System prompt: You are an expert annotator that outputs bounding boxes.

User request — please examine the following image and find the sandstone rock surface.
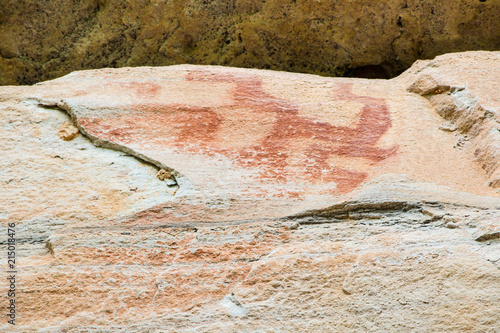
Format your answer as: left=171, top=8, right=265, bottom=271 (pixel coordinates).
left=1, top=0, right=500, bottom=85
left=1, top=51, right=499, bottom=332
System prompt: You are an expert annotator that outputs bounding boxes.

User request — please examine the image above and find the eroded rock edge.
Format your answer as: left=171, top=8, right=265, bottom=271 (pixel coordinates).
left=408, top=75, right=500, bottom=188
left=33, top=98, right=189, bottom=193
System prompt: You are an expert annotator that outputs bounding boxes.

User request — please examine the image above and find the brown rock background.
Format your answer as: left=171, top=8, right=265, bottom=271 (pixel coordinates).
left=1, top=0, right=500, bottom=85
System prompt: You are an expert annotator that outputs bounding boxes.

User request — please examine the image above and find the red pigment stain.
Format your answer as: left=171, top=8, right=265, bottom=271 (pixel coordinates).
left=103, top=81, right=161, bottom=99
left=182, top=71, right=397, bottom=193
left=81, top=72, right=397, bottom=194
left=78, top=117, right=139, bottom=144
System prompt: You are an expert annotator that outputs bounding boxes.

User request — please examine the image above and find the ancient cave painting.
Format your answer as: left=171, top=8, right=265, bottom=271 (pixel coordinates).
left=80, top=72, right=397, bottom=194
left=162, top=71, right=396, bottom=193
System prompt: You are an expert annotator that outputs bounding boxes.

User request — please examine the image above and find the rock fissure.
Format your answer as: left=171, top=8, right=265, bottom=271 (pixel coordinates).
left=48, top=199, right=459, bottom=232
left=35, top=99, right=182, bottom=192
left=476, top=232, right=500, bottom=242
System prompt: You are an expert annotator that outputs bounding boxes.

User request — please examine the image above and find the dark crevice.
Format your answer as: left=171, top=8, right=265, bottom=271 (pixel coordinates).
left=346, top=64, right=393, bottom=79
left=397, top=16, right=403, bottom=28
left=476, top=232, right=500, bottom=242
left=291, top=201, right=422, bottom=220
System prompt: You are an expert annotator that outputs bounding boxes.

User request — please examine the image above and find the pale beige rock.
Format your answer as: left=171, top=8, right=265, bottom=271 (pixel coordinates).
left=1, top=0, right=499, bottom=85
left=57, top=121, right=79, bottom=141
left=0, top=51, right=499, bottom=332
left=403, top=51, right=500, bottom=188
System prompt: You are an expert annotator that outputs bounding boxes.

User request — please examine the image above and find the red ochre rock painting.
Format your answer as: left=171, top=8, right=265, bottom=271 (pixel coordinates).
left=78, top=71, right=397, bottom=194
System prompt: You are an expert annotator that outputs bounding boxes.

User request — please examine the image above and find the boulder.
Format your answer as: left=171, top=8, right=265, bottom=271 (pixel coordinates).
left=0, top=51, right=499, bottom=332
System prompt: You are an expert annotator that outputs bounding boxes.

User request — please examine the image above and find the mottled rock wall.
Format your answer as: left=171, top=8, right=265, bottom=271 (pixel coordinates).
left=1, top=0, right=499, bottom=85
left=1, top=51, right=500, bottom=332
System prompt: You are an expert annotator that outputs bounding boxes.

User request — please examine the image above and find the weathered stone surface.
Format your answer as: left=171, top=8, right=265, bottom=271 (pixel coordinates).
left=1, top=0, right=500, bottom=85
left=1, top=51, right=500, bottom=332
left=405, top=51, right=500, bottom=188
left=57, top=121, right=79, bottom=141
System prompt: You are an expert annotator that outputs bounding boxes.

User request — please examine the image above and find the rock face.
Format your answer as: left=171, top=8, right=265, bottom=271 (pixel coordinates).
left=1, top=0, right=500, bottom=85
left=1, top=51, right=500, bottom=332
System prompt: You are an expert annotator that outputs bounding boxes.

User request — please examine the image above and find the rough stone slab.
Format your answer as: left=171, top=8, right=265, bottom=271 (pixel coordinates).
left=1, top=51, right=500, bottom=332
left=404, top=51, right=500, bottom=188
left=2, top=0, right=500, bottom=85
left=26, top=59, right=499, bottom=219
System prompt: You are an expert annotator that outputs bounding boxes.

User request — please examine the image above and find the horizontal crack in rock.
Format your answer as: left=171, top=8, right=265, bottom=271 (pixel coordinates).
left=291, top=201, right=421, bottom=220
left=476, top=232, right=500, bottom=242
left=288, top=200, right=495, bottom=227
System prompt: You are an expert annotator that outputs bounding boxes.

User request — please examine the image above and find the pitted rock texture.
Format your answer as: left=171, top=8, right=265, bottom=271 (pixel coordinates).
left=1, top=0, right=500, bottom=85
left=1, top=51, right=500, bottom=332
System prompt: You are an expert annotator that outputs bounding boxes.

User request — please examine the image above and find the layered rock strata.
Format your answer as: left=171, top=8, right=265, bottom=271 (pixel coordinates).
left=0, top=51, right=499, bottom=332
